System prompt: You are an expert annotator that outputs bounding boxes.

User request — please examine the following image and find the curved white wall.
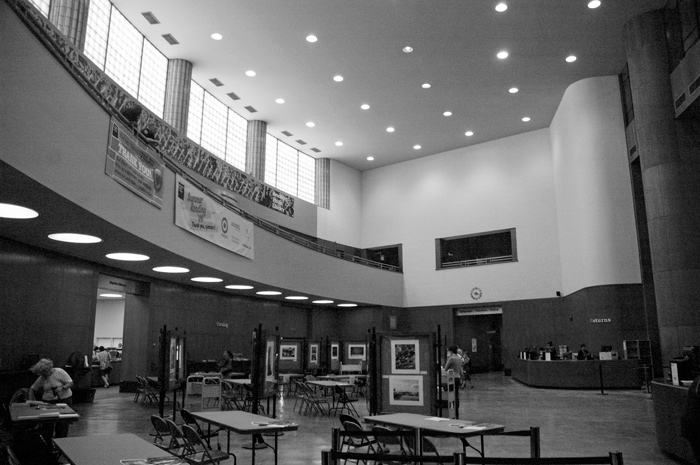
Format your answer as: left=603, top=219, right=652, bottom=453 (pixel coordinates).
left=550, top=76, right=641, bottom=294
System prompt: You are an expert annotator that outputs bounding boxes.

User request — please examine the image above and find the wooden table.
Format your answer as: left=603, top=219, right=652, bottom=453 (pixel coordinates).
left=364, top=412, right=505, bottom=456
left=10, top=402, right=80, bottom=429
left=53, top=433, right=179, bottom=464
left=190, top=410, right=298, bottom=465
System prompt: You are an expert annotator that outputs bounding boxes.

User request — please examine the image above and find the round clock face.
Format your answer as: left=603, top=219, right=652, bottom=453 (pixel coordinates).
left=470, top=287, right=482, bottom=300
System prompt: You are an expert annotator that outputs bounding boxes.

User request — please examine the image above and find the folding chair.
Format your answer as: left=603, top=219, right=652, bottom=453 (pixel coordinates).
left=150, top=415, right=172, bottom=447
left=164, top=418, right=189, bottom=458
left=330, top=384, right=360, bottom=417
left=180, top=408, right=221, bottom=449
left=181, top=424, right=233, bottom=465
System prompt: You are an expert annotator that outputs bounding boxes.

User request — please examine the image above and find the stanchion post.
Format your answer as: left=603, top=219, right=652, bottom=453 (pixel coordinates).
left=598, top=363, right=607, bottom=396
left=530, top=426, right=540, bottom=458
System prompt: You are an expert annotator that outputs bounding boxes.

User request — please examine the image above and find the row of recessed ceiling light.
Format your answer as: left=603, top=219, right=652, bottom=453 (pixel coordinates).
left=207, top=0, right=601, bottom=162
left=0, top=203, right=358, bottom=308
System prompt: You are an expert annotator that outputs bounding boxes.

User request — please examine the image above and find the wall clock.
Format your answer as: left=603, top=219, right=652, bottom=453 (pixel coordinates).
left=470, top=287, right=482, bottom=300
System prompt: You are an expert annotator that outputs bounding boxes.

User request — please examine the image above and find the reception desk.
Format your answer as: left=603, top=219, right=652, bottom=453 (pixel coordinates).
left=652, top=380, right=695, bottom=464
left=511, top=358, right=643, bottom=389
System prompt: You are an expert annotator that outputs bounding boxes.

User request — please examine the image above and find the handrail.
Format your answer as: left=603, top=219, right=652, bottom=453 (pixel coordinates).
left=441, top=255, right=513, bottom=269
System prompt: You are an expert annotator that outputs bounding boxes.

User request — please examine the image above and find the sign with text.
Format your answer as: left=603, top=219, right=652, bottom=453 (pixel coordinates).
left=105, top=118, right=164, bottom=208
left=174, top=174, right=254, bottom=259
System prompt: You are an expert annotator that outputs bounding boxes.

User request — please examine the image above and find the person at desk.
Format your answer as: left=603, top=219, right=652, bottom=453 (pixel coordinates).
left=28, top=358, right=74, bottom=438
left=577, top=344, right=593, bottom=360
left=219, top=350, right=235, bottom=378
left=544, top=341, right=557, bottom=360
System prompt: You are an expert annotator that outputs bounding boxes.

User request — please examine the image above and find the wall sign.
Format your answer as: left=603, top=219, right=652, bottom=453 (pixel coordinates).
left=216, top=322, right=229, bottom=328
left=590, top=318, right=612, bottom=324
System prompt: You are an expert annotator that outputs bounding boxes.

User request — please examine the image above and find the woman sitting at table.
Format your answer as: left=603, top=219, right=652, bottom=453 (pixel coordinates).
left=28, top=358, right=74, bottom=438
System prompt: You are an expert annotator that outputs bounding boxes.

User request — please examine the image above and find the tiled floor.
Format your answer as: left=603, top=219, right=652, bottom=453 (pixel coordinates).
left=61, top=372, right=684, bottom=464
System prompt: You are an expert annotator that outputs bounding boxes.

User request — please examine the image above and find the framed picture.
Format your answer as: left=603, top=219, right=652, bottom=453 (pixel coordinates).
left=309, top=344, right=319, bottom=364
left=331, top=344, right=339, bottom=360
left=391, top=339, right=419, bottom=374
left=280, top=344, right=297, bottom=361
left=389, top=375, right=424, bottom=406
left=348, top=344, right=366, bottom=360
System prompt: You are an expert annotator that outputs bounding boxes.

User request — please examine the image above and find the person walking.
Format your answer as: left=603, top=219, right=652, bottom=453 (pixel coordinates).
left=95, top=346, right=112, bottom=388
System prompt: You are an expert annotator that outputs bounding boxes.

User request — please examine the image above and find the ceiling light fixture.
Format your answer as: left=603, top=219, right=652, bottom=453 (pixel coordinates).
left=588, top=0, right=601, bottom=8
left=495, top=3, right=508, bottom=12
left=413, top=145, right=422, bottom=150
left=509, top=87, right=519, bottom=93
left=106, top=253, right=149, bottom=261
left=465, top=131, right=474, bottom=137
left=306, top=34, right=318, bottom=43
left=225, top=284, right=254, bottom=290
left=338, top=303, right=358, bottom=308
left=522, top=116, right=531, bottom=122
left=367, top=156, right=375, bottom=161
left=386, top=127, right=395, bottom=133
left=403, top=46, right=413, bottom=53
left=443, top=111, right=452, bottom=116
left=421, top=83, right=431, bottom=89
left=49, top=233, right=102, bottom=244
left=566, top=55, right=577, bottom=63
left=285, top=296, right=308, bottom=300
left=333, top=75, right=344, bottom=82
left=306, top=122, right=315, bottom=128
left=191, top=277, right=223, bottom=283
left=245, top=70, right=256, bottom=77
left=361, top=104, right=370, bottom=110
left=100, top=293, right=123, bottom=298
left=275, top=98, right=285, bottom=104
left=313, top=300, right=334, bottom=304
left=256, top=290, right=282, bottom=296
left=0, top=203, right=38, bottom=219
left=153, top=266, right=189, bottom=273
left=335, top=141, right=343, bottom=146
left=211, top=33, right=222, bottom=41
left=497, top=51, right=509, bottom=59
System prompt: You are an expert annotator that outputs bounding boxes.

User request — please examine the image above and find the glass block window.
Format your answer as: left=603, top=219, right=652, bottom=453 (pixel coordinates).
left=297, top=152, right=316, bottom=203
left=28, top=0, right=50, bottom=17
left=137, top=40, right=167, bottom=118
left=225, top=109, right=247, bottom=171
left=187, top=81, right=205, bottom=144
left=104, top=7, right=143, bottom=97
left=200, top=92, right=228, bottom=158
left=276, top=141, right=299, bottom=195
left=84, top=0, right=111, bottom=69
left=265, top=135, right=278, bottom=187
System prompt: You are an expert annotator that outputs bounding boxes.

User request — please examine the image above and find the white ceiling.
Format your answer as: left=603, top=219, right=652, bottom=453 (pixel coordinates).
left=113, top=0, right=665, bottom=171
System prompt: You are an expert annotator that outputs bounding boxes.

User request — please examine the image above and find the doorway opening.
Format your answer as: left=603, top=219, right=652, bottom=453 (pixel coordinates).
left=454, top=308, right=503, bottom=373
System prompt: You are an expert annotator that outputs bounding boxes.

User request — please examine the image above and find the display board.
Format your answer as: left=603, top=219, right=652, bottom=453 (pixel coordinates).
left=279, top=337, right=305, bottom=373
left=376, top=333, right=436, bottom=416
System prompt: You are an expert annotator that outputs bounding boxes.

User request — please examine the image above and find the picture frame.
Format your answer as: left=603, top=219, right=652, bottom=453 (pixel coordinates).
left=280, top=344, right=297, bottom=361
left=348, top=343, right=366, bottom=360
left=391, top=339, right=419, bottom=374
left=389, top=375, right=424, bottom=406
left=309, top=343, right=319, bottom=364
left=331, top=343, right=339, bottom=360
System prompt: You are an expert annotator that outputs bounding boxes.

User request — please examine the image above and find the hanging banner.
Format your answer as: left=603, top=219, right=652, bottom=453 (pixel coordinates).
left=174, top=174, right=254, bottom=259
left=105, top=118, right=164, bottom=208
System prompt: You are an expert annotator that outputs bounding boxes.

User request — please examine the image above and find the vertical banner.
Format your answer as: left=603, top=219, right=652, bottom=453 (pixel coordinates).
left=105, top=118, right=164, bottom=208
left=174, top=174, right=254, bottom=259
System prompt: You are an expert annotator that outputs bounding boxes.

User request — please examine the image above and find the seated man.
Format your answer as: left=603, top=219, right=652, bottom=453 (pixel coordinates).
left=577, top=344, right=593, bottom=360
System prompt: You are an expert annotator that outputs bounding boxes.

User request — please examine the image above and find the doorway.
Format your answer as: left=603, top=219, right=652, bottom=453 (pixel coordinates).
left=454, top=310, right=503, bottom=373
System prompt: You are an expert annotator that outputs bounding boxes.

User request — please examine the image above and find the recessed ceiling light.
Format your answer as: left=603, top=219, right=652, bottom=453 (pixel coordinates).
left=335, top=141, right=343, bottom=146
left=367, top=156, right=375, bottom=161
left=225, top=284, right=254, bottom=290
left=421, top=83, right=431, bottom=89
left=386, top=127, right=395, bottom=133
left=403, top=46, right=413, bottom=53
left=333, top=75, right=344, bottom=82
left=443, top=111, right=452, bottom=116
left=413, top=145, right=422, bottom=150
left=191, top=277, right=223, bottom=283
left=306, top=121, right=315, bottom=128
left=465, top=131, right=474, bottom=137
left=211, top=33, right=222, bottom=41
left=0, top=203, right=38, bottom=219
left=285, top=296, right=308, bottom=300
left=153, top=266, right=189, bottom=273
left=497, top=51, right=509, bottom=59
left=106, top=253, right=149, bottom=261
left=275, top=98, right=285, bottom=104
left=509, top=87, right=519, bottom=93
left=313, top=300, right=334, bottom=304
left=522, top=116, right=531, bottom=122
left=338, top=303, right=358, bottom=308
left=306, top=34, right=318, bottom=43
left=361, top=104, right=370, bottom=110
left=495, top=3, right=508, bottom=12
left=99, top=293, right=123, bottom=298
left=588, top=0, right=601, bottom=8
left=256, top=290, right=282, bottom=296
left=566, top=55, right=577, bottom=63
left=49, top=233, right=102, bottom=244
left=245, top=70, right=256, bottom=77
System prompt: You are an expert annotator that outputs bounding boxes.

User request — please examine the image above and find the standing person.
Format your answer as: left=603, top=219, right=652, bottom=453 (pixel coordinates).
left=458, top=348, right=474, bottom=389
left=219, top=350, right=235, bottom=378
left=28, top=358, right=74, bottom=438
left=95, top=346, right=112, bottom=388
left=443, top=346, right=464, bottom=413
left=682, top=375, right=700, bottom=465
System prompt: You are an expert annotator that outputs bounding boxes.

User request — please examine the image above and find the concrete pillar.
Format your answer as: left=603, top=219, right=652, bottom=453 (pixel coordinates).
left=163, top=59, right=193, bottom=135
left=48, top=0, right=89, bottom=50
left=315, top=158, right=330, bottom=209
left=625, top=10, right=700, bottom=364
left=246, top=120, right=267, bottom=180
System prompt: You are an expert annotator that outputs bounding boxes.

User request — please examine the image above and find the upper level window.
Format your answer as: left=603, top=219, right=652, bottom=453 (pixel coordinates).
left=28, top=0, right=50, bottom=17
left=265, top=138, right=316, bottom=204
left=436, top=228, right=517, bottom=269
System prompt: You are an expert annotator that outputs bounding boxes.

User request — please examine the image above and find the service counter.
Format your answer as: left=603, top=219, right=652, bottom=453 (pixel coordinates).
left=651, top=380, right=695, bottom=464
left=511, top=358, right=643, bottom=389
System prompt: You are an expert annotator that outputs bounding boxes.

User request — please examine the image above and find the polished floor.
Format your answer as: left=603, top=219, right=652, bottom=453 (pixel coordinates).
left=57, top=373, right=683, bottom=464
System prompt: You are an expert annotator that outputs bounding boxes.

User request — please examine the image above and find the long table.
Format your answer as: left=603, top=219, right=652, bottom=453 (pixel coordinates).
left=190, top=410, right=299, bottom=465
left=53, top=433, right=179, bottom=465
left=10, top=402, right=80, bottom=424
left=364, top=413, right=505, bottom=456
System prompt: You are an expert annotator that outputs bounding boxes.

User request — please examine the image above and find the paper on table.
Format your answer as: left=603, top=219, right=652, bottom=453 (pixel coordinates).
left=251, top=420, right=292, bottom=427
left=424, top=417, right=450, bottom=422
